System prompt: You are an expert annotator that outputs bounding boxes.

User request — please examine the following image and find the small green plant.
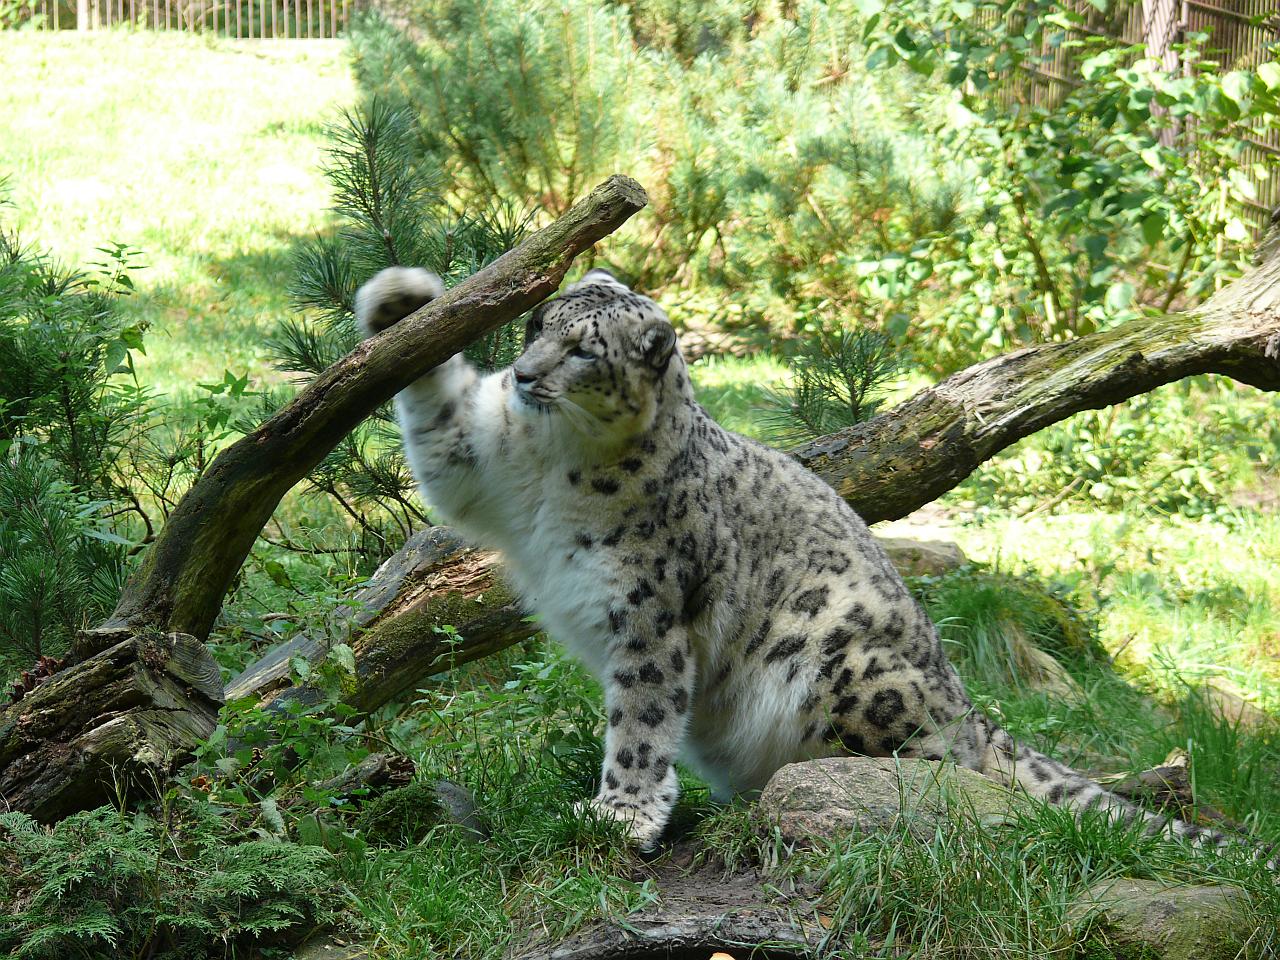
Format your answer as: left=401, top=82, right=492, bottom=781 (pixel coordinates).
left=956, top=378, right=1280, bottom=518
left=762, top=322, right=901, bottom=445
left=0, top=451, right=128, bottom=666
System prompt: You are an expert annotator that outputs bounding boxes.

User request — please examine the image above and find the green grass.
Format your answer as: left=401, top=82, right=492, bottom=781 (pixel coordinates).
left=688, top=352, right=789, bottom=440
left=956, top=510, right=1280, bottom=716
left=0, top=30, right=353, bottom=396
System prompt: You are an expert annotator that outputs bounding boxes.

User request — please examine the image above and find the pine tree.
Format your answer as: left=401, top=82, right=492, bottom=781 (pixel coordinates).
left=272, top=102, right=535, bottom=562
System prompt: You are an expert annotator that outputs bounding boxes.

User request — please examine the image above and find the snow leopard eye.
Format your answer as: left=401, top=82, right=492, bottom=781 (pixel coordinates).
left=568, top=344, right=596, bottom=360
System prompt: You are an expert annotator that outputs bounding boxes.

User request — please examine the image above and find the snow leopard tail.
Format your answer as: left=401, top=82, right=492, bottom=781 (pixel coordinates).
left=971, top=715, right=1278, bottom=870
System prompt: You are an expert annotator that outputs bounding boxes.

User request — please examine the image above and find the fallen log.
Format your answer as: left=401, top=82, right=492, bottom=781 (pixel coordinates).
left=793, top=250, right=1280, bottom=522
left=226, top=527, right=528, bottom=713
left=0, top=633, right=222, bottom=821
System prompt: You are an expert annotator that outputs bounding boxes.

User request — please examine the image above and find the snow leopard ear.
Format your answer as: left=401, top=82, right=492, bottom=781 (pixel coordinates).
left=640, top=321, right=677, bottom=372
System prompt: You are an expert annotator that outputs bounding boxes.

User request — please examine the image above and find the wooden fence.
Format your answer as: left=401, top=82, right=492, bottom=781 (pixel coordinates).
left=20, top=0, right=358, bottom=35
left=1007, top=0, right=1280, bottom=222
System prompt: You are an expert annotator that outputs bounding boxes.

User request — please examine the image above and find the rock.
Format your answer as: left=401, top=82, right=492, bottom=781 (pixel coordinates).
left=293, top=936, right=369, bottom=960
left=1073, top=879, right=1256, bottom=960
left=755, top=757, right=1033, bottom=847
left=355, top=778, right=488, bottom=844
left=1194, top=679, right=1273, bottom=731
left=875, top=536, right=967, bottom=577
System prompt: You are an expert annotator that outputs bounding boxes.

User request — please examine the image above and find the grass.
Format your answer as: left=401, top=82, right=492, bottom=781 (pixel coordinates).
left=0, top=30, right=353, bottom=396
left=956, top=510, right=1280, bottom=715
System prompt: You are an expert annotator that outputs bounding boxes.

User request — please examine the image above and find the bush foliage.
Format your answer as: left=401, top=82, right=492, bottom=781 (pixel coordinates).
left=349, top=0, right=1274, bottom=373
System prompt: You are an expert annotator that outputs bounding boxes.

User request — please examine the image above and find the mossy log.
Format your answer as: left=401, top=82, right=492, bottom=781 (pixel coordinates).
left=96, top=175, right=649, bottom=648
left=0, top=633, right=222, bottom=820
left=226, top=527, right=528, bottom=714
left=793, top=247, right=1280, bottom=523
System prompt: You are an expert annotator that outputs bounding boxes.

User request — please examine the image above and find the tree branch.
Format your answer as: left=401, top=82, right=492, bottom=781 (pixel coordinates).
left=90, top=175, right=648, bottom=650
left=793, top=250, right=1280, bottom=524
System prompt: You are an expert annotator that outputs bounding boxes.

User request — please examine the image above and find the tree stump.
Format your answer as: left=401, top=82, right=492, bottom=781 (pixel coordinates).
left=0, top=632, right=223, bottom=820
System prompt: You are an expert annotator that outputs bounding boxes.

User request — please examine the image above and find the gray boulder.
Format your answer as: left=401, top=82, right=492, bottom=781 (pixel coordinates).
left=755, top=756, right=1032, bottom=846
left=874, top=536, right=967, bottom=578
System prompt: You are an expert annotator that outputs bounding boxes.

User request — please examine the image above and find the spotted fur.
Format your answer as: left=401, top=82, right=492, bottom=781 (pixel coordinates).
left=356, top=265, right=1267, bottom=859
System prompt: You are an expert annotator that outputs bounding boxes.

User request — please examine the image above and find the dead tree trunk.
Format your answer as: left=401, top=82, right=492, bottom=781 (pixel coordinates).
left=224, top=528, right=527, bottom=713
left=226, top=242, right=1280, bottom=716
left=792, top=255, right=1280, bottom=522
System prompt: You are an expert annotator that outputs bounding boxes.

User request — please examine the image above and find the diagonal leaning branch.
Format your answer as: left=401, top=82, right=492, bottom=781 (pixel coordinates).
left=793, top=250, right=1280, bottom=523
left=229, top=235, right=1280, bottom=715
left=93, top=175, right=649, bottom=649
left=0, top=176, right=647, bottom=821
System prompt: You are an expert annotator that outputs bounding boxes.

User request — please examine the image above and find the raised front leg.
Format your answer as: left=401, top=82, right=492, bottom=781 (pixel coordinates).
left=354, top=266, right=497, bottom=526
left=585, top=620, right=695, bottom=850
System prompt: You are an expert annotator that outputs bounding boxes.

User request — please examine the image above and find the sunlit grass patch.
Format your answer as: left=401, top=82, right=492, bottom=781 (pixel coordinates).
left=688, top=352, right=789, bottom=441
left=0, top=30, right=353, bottom=396
left=957, top=510, right=1280, bottom=712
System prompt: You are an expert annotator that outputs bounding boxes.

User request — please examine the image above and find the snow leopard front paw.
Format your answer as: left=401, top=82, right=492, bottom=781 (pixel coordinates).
left=574, top=795, right=667, bottom=851
left=353, top=266, right=445, bottom=338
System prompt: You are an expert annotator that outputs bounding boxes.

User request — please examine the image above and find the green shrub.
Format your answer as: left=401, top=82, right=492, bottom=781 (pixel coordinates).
left=0, top=804, right=339, bottom=960
left=0, top=452, right=127, bottom=666
left=0, top=212, right=146, bottom=670
left=956, top=378, right=1280, bottom=518
left=349, top=0, right=960, bottom=333
left=863, top=0, right=1277, bottom=368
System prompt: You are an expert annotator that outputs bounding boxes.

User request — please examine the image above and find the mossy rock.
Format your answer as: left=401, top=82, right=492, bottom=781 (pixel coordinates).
left=355, top=781, right=445, bottom=845
left=1072, top=879, right=1261, bottom=960
left=354, top=779, right=487, bottom=845
left=755, top=757, right=1036, bottom=846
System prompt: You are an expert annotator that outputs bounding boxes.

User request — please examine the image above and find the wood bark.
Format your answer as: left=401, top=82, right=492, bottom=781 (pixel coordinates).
left=229, top=246, right=1280, bottom=716
left=91, top=175, right=648, bottom=649
left=225, top=527, right=528, bottom=714
left=0, top=633, right=222, bottom=821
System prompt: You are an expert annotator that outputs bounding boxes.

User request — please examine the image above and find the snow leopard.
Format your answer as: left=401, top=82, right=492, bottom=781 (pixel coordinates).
left=354, top=264, right=1254, bottom=857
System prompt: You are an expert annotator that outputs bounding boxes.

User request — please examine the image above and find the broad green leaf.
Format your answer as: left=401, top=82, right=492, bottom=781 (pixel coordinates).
left=1258, top=61, right=1280, bottom=90
left=1222, top=70, right=1254, bottom=106
left=82, top=527, right=135, bottom=546
left=1105, top=281, right=1135, bottom=311
left=1140, top=212, right=1166, bottom=247
left=1224, top=217, right=1250, bottom=243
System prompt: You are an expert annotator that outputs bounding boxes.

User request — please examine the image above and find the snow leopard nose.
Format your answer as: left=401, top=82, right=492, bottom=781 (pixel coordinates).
left=513, top=365, right=537, bottom=385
